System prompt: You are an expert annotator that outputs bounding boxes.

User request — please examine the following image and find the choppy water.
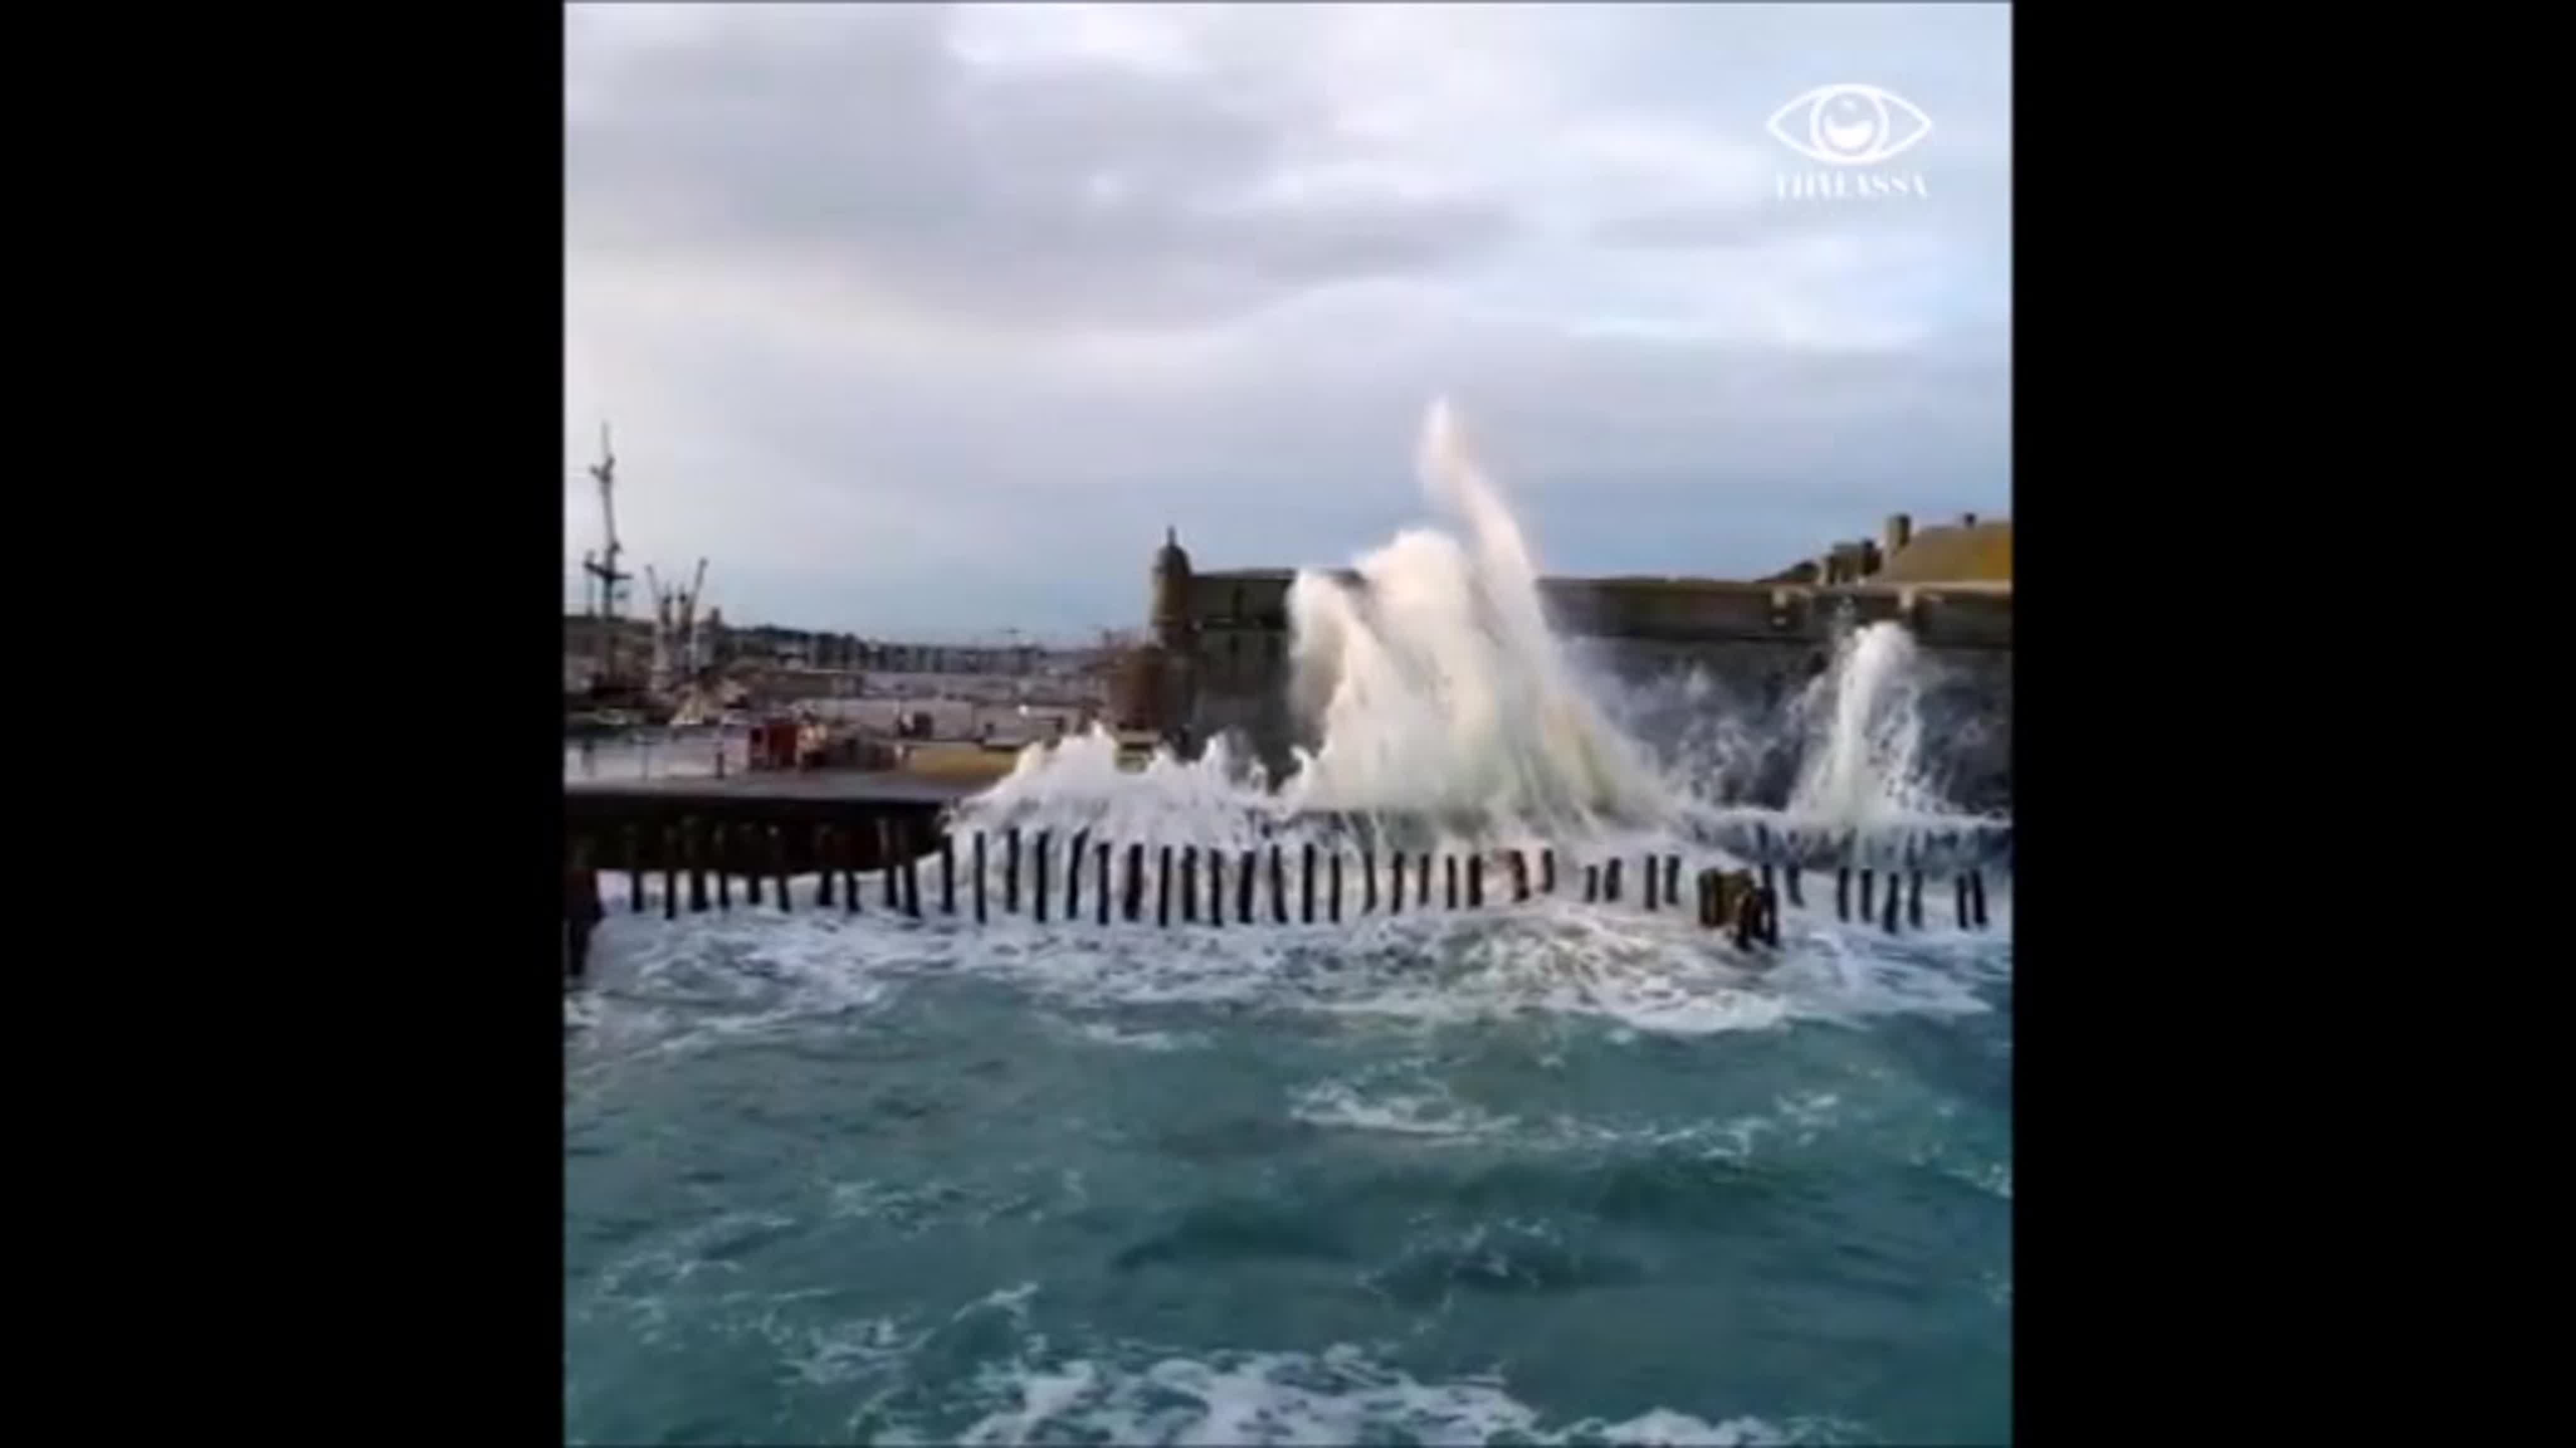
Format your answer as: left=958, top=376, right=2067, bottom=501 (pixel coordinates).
left=568, top=399, right=2010, bottom=1442
left=564, top=883, right=2011, bottom=1445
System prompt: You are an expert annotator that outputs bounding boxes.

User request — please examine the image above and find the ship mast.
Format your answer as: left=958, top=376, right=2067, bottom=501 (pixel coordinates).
left=581, top=422, right=631, bottom=685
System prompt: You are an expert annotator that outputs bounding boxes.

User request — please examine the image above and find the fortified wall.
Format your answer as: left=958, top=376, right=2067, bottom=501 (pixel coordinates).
left=1113, top=515, right=2013, bottom=812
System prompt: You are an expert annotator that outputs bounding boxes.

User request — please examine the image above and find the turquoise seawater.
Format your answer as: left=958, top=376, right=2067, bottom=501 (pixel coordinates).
left=565, top=878, right=2012, bottom=1445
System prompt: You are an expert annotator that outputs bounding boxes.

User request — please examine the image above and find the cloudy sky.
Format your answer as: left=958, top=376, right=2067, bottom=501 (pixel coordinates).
left=566, top=2, right=2010, bottom=641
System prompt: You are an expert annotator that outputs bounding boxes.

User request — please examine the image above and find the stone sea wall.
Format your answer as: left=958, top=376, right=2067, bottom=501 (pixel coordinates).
left=1170, top=574, right=2012, bottom=816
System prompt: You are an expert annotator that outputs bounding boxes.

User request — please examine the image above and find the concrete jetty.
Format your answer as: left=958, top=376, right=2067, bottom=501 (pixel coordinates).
left=565, top=770, right=981, bottom=876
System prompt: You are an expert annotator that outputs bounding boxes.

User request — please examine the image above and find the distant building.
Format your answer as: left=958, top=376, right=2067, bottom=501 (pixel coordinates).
left=1796, top=513, right=2011, bottom=588
left=1872, top=513, right=2011, bottom=585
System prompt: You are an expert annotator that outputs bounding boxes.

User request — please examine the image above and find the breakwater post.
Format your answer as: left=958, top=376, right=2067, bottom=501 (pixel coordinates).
left=565, top=840, right=602, bottom=980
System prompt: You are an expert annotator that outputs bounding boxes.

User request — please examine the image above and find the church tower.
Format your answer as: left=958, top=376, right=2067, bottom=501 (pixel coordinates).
left=1151, top=526, right=1192, bottom=654
left=1124, top=527, right=1196, bottom=749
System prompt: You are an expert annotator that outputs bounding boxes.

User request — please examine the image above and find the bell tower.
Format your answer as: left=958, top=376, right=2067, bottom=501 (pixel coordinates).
left=1135, top=527, right=1197, bottom=749
left=1151, top=526, right=1192, bottom=652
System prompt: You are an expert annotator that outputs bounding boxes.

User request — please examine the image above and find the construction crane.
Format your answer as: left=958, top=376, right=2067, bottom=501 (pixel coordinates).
left=677, top=557, right=708, bottom=676
left=581, top=423, right=632, bottom=684
left=645, top=555, right=714, bottom=697
left=646, top=562, right=669, bottom=696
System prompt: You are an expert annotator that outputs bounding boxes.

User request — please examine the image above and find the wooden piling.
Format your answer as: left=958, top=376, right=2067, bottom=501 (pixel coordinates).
left=1881, top=874, right=1900, bottom=933
left=1860, top=868, right=1875, bottom=922
left=1301, top=842, right=1316, bottom=924
left=1509, top=850, right=1528, bottom=903
left=1159, top=845, right=1174, bottom=928
left=1732, top=881, right=1752, bottom=950
left=1664, top=855, right=1679, bottom=907
left=1239, top=848, right=1258, bottom=923
left=1763, top=887, right=1783, bottom=947
left=1642, top=854, right=1657, bottom=911
left=1067, top=830, right=1086, bottom=920
left=1033, top=830, right=1052, bottom=925
left=1096, top=840, right=1110, bottom=926
left=1330, top=851, right=1343, bottom=922
left=627, top=825, right=645, bottom=913
left=1390, top=852, right=1405, bottom=915
left=1445, top=854, right=1458, bottom=910
left=1785, top=863, right=1801, bottom=909
left=1362, top=849, right=1378, bottom=913
left=1969, top=869, right=1989, bottom=930
left=1584, top=864, right=1599, bottom=903
left=689, top=821, right=709, bottom=913
left=879, top=816, right=899, bottom=910
left=1907, top=871, right=1923, bottom=930
left=1004, top=827, right=1021, bottom=915
left=815, top=825, right=835, bottom=909
left=1468, top=854, right=1484, bottom=908
left=941, top=835, right=955, bottom=916
left=1270, top=844, right=1288, bottom=925
left=901, top=822, right=921, bottom=918
left=770, top=825, right=789, bottom=913
left=1758, top=859, right=1775, bottom=905
left=1541, top=848, right=1557, bottom=894
left=844, top=824, right=860, bottom=914
left=1126, top=842, right=1147, bottom=923
left=1605, top=857, right=1623, bottom=904
left=1835, top=867, right=1850, bottom=922
left=566, top=840, right=602, bottom=981
left=1954, top=874, right=1970, bottom=930
left=974, top=832, right=988, bottom=924
left=1418, top=852, right=1432, bottom=909
left=1183, top=846, right=1199, bottom=924
left=744, top=825, right=762, bottom=906
left=1209, top=848, right=1225, bottom=927
left=714, top=824, right=731, bottom=910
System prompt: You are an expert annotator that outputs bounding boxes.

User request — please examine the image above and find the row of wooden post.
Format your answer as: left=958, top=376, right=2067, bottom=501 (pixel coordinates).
left=1805, top=862, right=1992, bottom=933
left=567, top=821, right=1995, bottom=978
left=577, top=817, right=933, bottom=924
left=1746, top=850, right=1992, bottom=934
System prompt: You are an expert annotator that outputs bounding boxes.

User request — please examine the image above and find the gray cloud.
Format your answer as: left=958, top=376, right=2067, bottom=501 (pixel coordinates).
left=565, top=2, right=2009, bottom=639
left=568, top=4, right=1515, bottom=334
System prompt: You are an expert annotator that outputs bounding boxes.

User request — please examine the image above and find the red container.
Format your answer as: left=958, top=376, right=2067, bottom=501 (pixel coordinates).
left=746, top=720, right=796, bottom=771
